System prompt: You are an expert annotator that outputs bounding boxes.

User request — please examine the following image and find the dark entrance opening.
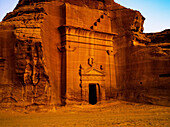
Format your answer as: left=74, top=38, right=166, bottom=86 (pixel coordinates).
left=89, top=84, right=97, bottom=105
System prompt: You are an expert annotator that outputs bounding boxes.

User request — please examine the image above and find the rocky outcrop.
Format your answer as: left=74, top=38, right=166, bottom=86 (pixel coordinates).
left=114, top=29, right=170, bottom=106
left=0, top=0, right=169, bottom=110
left=0, top=1, right=50, bottom=107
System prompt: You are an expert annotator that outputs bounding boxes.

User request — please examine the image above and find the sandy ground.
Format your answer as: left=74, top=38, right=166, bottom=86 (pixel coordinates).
left=0, top=100, right=170, bottom=127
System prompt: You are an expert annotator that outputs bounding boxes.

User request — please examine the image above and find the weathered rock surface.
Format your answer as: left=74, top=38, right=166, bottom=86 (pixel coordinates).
left=0, top=0, right=50, bottom=107
left=113, top=26, right=170, bottom=105
left=0, top=0, right=170, bottom=110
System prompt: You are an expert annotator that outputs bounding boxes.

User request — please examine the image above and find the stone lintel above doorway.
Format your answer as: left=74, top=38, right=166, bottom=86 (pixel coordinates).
left=81, top=66, right=106, bottom=82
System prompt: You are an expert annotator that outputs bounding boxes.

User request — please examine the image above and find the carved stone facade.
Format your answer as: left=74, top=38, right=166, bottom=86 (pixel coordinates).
left=58, top=25, right=117, bottom=104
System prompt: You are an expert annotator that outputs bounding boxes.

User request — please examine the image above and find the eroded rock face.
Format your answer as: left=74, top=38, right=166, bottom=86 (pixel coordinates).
left=0, top=0, right=50, bottom=108
left=0, top=0, right=169, bottom=110
left=114, top=32, right=170, bottom=106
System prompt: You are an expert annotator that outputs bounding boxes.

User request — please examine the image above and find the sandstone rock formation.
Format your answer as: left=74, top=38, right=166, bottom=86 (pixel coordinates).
left=115, top=29, right=170, bottom=106
left=0, top=0, right=169, bottom=110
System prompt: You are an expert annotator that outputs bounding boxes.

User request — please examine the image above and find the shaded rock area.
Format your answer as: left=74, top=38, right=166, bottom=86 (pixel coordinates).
left=0, top=0, right=170, bottom=111
left=115, top=29, right=170, bottom=106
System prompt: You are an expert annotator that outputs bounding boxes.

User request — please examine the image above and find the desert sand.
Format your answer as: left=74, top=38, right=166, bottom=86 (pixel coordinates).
left=0, top=100, right=170, bottom=127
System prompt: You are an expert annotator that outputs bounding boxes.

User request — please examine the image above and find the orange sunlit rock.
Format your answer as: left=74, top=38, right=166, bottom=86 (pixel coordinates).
left=0, top=0, right=169, bottom=110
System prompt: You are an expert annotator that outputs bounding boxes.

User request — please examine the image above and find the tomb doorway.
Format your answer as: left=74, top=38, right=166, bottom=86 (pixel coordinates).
left=89, top=84, right=97, bottom=105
